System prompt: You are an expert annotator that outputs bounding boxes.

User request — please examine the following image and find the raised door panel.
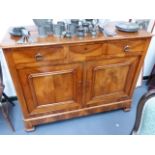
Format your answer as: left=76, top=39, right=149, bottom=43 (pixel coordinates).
left=17, top=63, right=83, bottom=116
left=85, top=57, right=140, bottom=105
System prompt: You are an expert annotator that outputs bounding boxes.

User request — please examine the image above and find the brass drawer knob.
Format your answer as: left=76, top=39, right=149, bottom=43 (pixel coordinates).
left=35, top=53, right=43, bottom=61
left=124, top=45, right=131, bottom=53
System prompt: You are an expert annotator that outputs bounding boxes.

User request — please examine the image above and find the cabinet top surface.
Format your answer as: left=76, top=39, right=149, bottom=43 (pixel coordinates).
left=0, top=23, right=152, bottom=49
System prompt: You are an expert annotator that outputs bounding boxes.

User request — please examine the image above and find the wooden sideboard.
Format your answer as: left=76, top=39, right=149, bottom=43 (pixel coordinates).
left=0, top=25, right=152, bottom=131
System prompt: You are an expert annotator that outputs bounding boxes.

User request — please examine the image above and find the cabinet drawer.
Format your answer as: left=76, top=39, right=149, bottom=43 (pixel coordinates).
left=68, top=43, right=106, bottom=62
left=107, top=39, right=146, bottom=55
left=12, top=46, right=65, bottom=64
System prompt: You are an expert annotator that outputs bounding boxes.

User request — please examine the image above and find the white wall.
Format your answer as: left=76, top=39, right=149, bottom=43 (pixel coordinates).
left=0, top=50, right=16, bottom=96
left=0, top=20, right=33, bottom=96
left=144, top=27, right=155, bottom=76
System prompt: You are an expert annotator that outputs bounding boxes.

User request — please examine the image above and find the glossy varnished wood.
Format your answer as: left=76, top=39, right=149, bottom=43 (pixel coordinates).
left=0, top=24, right=152, bottom=49
left=1, top=25, right=152, bottom=131
left=17, top=63, right=83, bottom=116
left=85, top=57, right=139, bottom=105
left=106, top=39, right=147, bottom=55
left=12, top=45, right=65, bottom=64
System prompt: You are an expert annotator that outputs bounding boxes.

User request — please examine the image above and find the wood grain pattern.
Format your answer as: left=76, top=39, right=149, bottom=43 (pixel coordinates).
left=0, top=25, right=152, bottom=49
left=85, top=57, right=139, bottom=105
left=1, top=25, right=152, bottom=131
left=17, top=63, right=83, bottom=116
left=68, top=43, right=107, bottom=62
left=12, top=45, right=64, bottom=64
left=106, top=39, right=146, bottom=55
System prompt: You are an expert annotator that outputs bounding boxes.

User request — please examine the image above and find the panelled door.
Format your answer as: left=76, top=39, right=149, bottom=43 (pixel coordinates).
left=85, top=57, right=140, bottom=105
left=17, top=63, right=83, bottom=116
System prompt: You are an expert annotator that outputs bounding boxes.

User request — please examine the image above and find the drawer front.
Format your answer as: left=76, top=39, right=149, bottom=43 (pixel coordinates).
left=107, top=39, right=146, bottom=55
left=12, top=46, right=65, bottom=64
left=68, top=43, right=106, bottom=62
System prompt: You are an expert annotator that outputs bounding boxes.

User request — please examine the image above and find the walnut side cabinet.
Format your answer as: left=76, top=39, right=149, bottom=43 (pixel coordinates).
left=1, top=27, right=152, bottom=131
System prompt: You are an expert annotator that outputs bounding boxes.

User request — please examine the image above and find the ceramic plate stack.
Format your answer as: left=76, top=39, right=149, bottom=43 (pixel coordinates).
left=115, top=22, right=139, bottom=32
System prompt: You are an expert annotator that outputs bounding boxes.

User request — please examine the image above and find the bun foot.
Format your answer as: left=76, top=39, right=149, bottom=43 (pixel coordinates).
left=123, top=107, right=131, bottom=112
left=24, top=121, right=35, bottom=132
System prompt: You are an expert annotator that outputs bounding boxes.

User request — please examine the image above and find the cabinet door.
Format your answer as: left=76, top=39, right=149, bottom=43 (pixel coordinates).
left=17, top=63, right=83, bottom=116
left=85, top=57, right=139, bottom=105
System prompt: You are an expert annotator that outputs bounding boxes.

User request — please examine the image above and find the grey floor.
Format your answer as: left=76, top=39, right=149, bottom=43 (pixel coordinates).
left=0, top=82, right=148, bottom=135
